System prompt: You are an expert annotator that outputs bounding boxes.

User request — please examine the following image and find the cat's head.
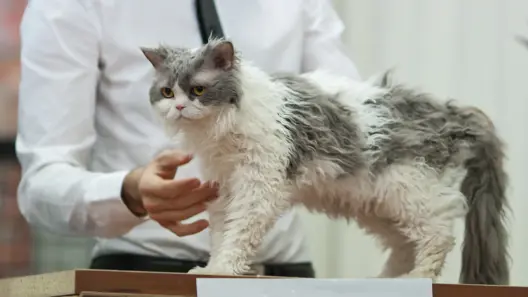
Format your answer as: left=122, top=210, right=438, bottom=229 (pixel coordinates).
left=141, top=39, right=241, bottom=125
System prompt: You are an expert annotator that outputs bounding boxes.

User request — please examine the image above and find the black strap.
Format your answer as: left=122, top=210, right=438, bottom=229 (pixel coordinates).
left=0, top=139, right=16, bottom=161
left=195, top=0, right=225, bottom=44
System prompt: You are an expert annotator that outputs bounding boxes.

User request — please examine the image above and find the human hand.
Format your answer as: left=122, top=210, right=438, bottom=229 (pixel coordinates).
left=121, top=149, right=218, bottom=236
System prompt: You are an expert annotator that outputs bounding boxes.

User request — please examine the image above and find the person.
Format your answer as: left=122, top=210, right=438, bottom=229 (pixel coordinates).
left=15, top=0, right=361, bottom=277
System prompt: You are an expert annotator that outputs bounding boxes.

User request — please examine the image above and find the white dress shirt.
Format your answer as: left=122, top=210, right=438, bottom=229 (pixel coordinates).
left=16, top=0, right=360, bottom=264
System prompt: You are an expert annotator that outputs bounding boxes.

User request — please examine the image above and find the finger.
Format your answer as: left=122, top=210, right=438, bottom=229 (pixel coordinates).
left=166, top=220, right=209, bottom=237
left=172, top=181, right=219, bottom=209
left=153, top=150, right=194, bottom=179
left=144, top=181, right=217, bottom=213
left=150, top=202, right=208, bottom=222
left=141, top=177, right=201, bottom=198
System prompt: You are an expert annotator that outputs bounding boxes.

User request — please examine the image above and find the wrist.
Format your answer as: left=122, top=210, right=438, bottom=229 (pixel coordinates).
left=121, top=167, right=148, bottom=217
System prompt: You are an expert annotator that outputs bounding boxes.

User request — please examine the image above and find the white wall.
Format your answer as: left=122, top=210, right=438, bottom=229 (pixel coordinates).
left=300, top=0, right=528, bottom=285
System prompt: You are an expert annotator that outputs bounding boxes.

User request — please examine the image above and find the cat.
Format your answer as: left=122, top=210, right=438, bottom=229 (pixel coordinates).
left=141, top=38, right=509, bottom=284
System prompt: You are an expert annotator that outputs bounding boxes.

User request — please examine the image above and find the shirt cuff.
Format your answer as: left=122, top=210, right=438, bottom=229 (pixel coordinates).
left=83, top=170, right=148, bottom=238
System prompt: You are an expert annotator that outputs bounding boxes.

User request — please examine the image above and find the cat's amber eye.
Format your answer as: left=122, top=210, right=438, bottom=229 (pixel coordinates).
left=160, top=87, right=174, bottom=98
left=191, top=86, right=206, bottom=96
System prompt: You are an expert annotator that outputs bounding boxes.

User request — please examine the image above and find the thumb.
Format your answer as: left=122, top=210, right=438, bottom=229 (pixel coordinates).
left=153, top=150, right=194, bottom=179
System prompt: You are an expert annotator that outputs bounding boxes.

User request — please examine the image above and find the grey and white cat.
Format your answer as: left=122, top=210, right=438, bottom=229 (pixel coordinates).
left=141, top=38, right=509, bottom=284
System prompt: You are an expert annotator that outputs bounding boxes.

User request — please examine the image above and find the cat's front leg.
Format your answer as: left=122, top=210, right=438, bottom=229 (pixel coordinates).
left=198, top=170, right=292, bottom=275
left=187, top=195, right=227, bottom=275
left=208, top=198, right=226, bottom=261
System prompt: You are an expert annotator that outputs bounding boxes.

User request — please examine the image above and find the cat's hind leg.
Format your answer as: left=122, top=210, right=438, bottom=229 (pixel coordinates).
left=356, top=216, right=415, bottom=278
left=378, top=233, right=416, bottom=278
left=401, top=224, right=456, bottom=280
left=373, top=164, right=466, bottom=281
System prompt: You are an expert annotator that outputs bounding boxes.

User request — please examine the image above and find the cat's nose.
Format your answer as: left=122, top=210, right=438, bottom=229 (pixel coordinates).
left=176, top=105, right=185, bottom=111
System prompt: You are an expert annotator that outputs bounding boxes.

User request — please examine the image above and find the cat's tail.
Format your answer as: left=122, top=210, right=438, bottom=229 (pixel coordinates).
left=459, top=110, right=510, bottom=285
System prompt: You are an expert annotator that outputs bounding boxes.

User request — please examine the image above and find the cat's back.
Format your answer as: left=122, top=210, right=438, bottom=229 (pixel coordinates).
left=270, top=71, right=368, bottom=178
left=271, top=70, right=384, bottom=109
left=270, top=71, right=358, bottom=122
left=361, top=82, right=498, bottom=173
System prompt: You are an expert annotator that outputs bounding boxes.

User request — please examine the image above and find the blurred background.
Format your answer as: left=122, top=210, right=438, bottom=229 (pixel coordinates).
left=1, top=0, right=528, bottom=285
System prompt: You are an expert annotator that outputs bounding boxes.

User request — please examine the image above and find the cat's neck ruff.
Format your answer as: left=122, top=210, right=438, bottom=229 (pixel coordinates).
left=231, top=62, right=288, bottom=130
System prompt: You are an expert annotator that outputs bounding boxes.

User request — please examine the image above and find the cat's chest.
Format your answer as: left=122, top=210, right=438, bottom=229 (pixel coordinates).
left=197, top=136, right=248, bottom=182
left=199, top=155, right=238, bottom=184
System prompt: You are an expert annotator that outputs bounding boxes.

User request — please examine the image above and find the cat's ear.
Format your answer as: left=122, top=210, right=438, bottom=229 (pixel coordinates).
left=367, top=68, right=395, bottom=88
left=208, top=41, right=235, bottom=71
left=141, top=47, right=167, bottom=69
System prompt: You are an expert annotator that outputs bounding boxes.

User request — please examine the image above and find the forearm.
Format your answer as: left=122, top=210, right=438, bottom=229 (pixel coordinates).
left=15, top=0, right=147, bottom=238
left=17, top=151, right=146, bottom=238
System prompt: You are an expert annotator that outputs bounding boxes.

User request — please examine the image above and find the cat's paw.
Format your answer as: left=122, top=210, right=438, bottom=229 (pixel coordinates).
left=188, top=266, right=214, bottom=275
left=398, top=271, right=437, bottom=282
left=187, top=266, right=237, bottom=276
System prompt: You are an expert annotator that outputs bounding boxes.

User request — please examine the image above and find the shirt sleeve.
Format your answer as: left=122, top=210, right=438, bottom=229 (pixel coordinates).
left=301, top=0, right=362, bottom=80
left=16, top=0, right=145, bottom=238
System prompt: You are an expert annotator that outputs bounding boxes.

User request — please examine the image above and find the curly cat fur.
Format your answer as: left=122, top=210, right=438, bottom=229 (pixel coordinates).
left=142, top=38, right=509, bottom=284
